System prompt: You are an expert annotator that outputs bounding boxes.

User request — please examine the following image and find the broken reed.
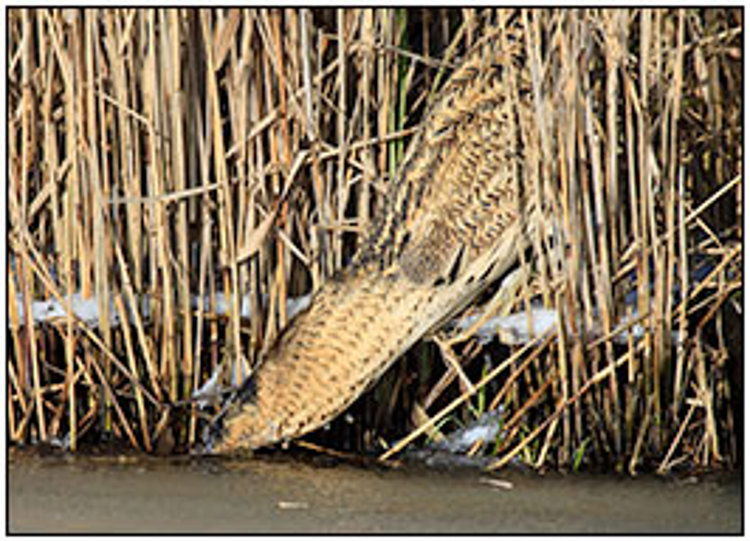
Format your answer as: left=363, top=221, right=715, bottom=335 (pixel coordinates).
left=7, top=8, right=742, bottom=473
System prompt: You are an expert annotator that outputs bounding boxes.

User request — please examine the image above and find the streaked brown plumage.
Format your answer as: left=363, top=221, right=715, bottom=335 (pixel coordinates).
left=209, top=18, right=543, bottom=453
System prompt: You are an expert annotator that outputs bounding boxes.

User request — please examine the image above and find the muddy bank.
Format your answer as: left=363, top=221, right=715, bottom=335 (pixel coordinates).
left=8, top=452, right=741, bottom=534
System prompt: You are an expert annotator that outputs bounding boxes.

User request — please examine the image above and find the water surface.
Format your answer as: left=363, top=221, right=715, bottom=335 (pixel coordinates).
left=8, top=451, right=741, bottom=534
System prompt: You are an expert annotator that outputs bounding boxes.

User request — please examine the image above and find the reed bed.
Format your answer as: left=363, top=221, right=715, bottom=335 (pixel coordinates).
left=7, top=8, right=742, bottom=473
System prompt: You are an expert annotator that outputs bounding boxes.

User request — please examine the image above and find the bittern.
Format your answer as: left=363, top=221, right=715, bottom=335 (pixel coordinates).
left=207, top=17, right=546, bottom=454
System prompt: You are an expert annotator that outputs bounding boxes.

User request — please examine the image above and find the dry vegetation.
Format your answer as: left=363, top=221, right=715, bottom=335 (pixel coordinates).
left=7, top=8, right=742, bottom=473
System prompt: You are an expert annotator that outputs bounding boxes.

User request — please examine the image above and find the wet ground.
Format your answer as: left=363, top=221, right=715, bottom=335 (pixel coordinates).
left=8, top=450, right=741, bottom=534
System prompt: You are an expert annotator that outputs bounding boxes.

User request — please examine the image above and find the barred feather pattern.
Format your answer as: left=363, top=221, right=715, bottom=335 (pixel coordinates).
left=208, top=18, right=543, bottom=453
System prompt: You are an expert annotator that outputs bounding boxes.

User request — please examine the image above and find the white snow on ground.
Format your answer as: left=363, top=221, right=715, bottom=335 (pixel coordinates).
left=432, top=409, right=505, bottom=453
left=457, top=308, right=559, bottom=345
left=14, top=293, right=120, bottom=327
left=12, top=290, right=666, bottom=347
left=13, top=292, right=312, bottom=329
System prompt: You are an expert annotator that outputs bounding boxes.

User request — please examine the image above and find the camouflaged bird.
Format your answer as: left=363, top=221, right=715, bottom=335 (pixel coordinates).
left=207, top=18, right=545, bottom=453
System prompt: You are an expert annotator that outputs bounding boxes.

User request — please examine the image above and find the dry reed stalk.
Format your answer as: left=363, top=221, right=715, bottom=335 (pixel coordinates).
left=257, top=12, right=281, bottom=349
left=190, top=93, right=213, bottom=444
left=554, top=290, right=570, bottom=464
left=7, top=268, right=28, bottom=441
left=380, top=333, right=556, bottom=462
left=629, top=394, right=654, bottom=475
left=272, top=9, right=290, bottom=330
left=490, top=343, right=640, bottom=471
left=112, top=242, right=161, bottom=401
left=18, top=256, right=45, bottom=443
left=433, top=337, right=475, bottom=395
left=584, top=53, right=621, bottom=456
left=377, top=10, right=391, bottom=182
left=493, top=373, right=555, bottom=457
left=358, top=11, right=374, bottom=232
left=521, top=10, right=552, bottom=310
left=113, top=292, right=152, bottom=452
left=335, top=9, right=348, bottom=272
left=166, top=10, right=195, bottom=408
left=636, top=10, right=655, bottom=427
left=657, top=401, right=696, bottom=474
left=13, top=232, right=161, bottom=409
left=202, top=10, right=244, bottom=390
left=535, top=413, right=560, bottom=470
